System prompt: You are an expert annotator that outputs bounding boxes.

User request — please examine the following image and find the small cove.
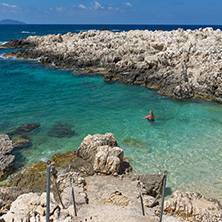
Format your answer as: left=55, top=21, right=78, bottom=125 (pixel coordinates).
left=0, top=57, right=222, bottom=201
left=1, top=24, right=222, bottom=202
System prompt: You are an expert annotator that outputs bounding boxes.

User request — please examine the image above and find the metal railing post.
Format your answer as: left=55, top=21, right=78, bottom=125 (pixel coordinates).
left=137, top=182, right=145, bottom=216
left=159, top=171, right=167, bottom=222
left=46, top=162, right=51, bottom=222
left=71, top=178, right=77, bottom=216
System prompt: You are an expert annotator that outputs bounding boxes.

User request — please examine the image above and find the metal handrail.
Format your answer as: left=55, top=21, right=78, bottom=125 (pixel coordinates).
left=46, top=162, right=77, bottom=222
left=137, top=171, right=168, bottom=221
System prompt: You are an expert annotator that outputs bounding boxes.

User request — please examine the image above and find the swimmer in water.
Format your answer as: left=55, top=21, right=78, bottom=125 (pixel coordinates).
left=142, top=110, right=155, bottom=121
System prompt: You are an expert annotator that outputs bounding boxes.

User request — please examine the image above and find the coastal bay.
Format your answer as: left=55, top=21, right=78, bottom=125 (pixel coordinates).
left=3, top=27, right=222, bottom=102
left=0, top=25, right=222, bottom=221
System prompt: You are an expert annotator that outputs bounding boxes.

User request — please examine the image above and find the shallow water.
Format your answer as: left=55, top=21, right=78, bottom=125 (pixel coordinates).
left=0, top=55, right=222, bottom=201
left=1, top=24, right=222, bottom=202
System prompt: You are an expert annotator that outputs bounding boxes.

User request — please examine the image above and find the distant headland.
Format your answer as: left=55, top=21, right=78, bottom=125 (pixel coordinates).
left=0, top=19, right=26, bottom=25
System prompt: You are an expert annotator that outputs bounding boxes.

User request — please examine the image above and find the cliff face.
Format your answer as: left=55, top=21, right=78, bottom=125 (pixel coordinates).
left=3, top=27, right=222, bottom=102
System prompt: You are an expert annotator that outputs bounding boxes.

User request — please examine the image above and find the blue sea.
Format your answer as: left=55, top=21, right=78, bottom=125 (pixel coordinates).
left=1, top=24, right=222, bottom=201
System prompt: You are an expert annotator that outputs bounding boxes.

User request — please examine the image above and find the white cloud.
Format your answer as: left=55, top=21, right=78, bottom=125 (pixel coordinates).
left=92, top=1, right=104, bottom=10
left=78, top=4, right=86, bottom=9
left=108, top=6, right=119, bottom=11
left=123, top=2, right=132, bottom=7
left=56, top=7, right=65, bottom=12
left=1, top=2, right=20, bottom=8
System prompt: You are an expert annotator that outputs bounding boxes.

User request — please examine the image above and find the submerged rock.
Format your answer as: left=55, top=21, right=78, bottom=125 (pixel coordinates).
left=122, top=138, right=150, bottom=149
left=12, top=135, right=32, bottom=149
left=7, top=123, right=40, bottom=138
left=47, top=121, right=76, bottom=138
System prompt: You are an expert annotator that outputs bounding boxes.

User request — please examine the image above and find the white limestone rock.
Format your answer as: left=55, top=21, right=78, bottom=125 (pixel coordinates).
left=164, top=190, right=222, bottom=221
left=77, top=133, right=123, bottom=175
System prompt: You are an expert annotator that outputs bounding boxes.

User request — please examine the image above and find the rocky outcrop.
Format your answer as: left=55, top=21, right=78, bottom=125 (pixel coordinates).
left=0, top=171, right=184, bottom=222
left=0, top=38, right=36, bottom=48
left=0, top=186, right=32, bottom=216
left=136, top=174, right=164, bottom=197
left=1, top=192, right=59, bottom=222
left=12, top=135, right=32, bottom=149
left=0, top=133, right=210, bottom=222
left=3, top=28, right=222, bottom=102
left=0, top=134, right=15, bottom=181
left=77, top=133, right=124, bottom=175
left=164, top=191, right=222, bottom=221
left=7, top=123, right=40, bottom=150
left=11, top=150, right=77, bottom=192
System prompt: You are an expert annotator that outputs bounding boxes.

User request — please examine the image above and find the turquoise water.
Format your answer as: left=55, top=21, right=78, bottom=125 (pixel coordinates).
left=1, top=24, right=222, bottom=201
left=1, top=56, right=222, bottom=201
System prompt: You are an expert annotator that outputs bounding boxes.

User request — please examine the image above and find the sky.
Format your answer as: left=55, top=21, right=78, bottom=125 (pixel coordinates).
left=0, top=0, right=222, bottom=25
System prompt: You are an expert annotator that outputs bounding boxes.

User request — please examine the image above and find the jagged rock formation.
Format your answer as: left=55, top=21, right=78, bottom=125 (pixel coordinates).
left=0, top=133, right=221, bottom=221
left=77, top=133, right=124, bottom=175
left=2, top=28, right=222, bottom=102
left=164, top=190, right=222, bottom=221
left=0, top=186, right=32, bottom=216
left=11, top=150, right=77, bottom=192
left=0, top=134, right=15, bottom=181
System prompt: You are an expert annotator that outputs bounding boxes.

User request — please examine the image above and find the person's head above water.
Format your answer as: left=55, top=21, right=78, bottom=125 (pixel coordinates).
left=149, top=110, right=154, bottom=116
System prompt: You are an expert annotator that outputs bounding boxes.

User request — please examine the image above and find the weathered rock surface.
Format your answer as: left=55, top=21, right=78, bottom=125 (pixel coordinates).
left=164, top=190, right=222, bottom=221
left=1, top=133, right=219, bottom=222
left=1, top=192, right=59, bottom=222
left=0, top=134, right=15, bottom=181
left=77, top=133, right=124, bottom=175
left=0, top=171, right=185, bottom=222
left=69, top=157, right=94, bottom=176
left=136, top=174, right=164, bottom=197
left=0, top=186, right=32, bottom=216
left=11, top=150, right=77, bottom=192
left=0, top=134, right=14, bottom=155
left=3, top=28, right=222, bottom=101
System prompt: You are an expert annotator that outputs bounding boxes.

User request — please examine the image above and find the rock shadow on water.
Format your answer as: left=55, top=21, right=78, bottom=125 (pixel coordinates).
left=11, top=150, right=28, bottom=169
left=47, top=121, right=76, bottom=138
left=122, top=138, right=151, bottom=152
left=7, top=123, right=41, bottom=138
left=81, top=82, right=102, bottom=88
left=165, top=187, right=173, bottom=198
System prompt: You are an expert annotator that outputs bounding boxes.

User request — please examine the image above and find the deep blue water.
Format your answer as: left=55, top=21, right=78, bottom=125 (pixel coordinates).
left=1, top=24, right=222, bottom=201
left=1, top=24, right=222, bottom=44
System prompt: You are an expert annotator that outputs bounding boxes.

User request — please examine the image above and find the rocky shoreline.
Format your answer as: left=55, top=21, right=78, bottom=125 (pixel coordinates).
left=0, top=132, right=222, bottom=221
left=2, top=27, right=222, bottom=102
